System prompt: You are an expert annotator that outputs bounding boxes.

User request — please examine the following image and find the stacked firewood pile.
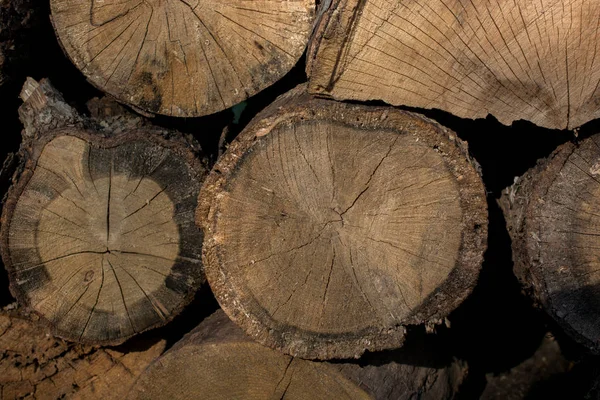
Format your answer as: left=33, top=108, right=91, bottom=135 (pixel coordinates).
left=0, top=0, right=599, bottom=398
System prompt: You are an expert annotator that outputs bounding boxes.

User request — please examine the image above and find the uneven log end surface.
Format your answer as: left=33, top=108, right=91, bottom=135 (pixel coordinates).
left=199, top=89, right=487, bottom=359
left=128, top=310, right=467, bottom=400
left=1, top=129, right=206, bottom=345
left=500, top=133, right=600, bottom=353
left=308, top=0, right=600, bottom=130
left=50, top=0, right=315, bottom=117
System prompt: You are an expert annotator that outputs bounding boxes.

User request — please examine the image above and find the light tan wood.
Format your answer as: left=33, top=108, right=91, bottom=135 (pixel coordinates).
left=50, top=0, right=315, bottom=117
left=128, top=311, right=467, bottom=400
left=199, top=88, right=487, bottom=359
left=308, top=0, right=600, bottom=130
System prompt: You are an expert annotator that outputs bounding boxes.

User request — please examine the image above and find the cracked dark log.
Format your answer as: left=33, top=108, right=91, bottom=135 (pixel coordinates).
left=307, top=0, right=600, bottom=130
left=198, top=87, right=488, bottom=359
left=500, top=133, right=600, bottom=354
left=0, top=78, right=207, bottom=345
left=128, top=310, right=467, bottom=400
left=49, top=0, right=315, bottom=117
left=0, top=309, right=166, bottom=400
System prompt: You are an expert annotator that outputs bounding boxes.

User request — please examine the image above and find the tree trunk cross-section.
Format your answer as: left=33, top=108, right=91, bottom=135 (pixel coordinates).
left=500, top=133, right=600, bottom=353
left=1, top=129, right=206, bottom=345
left=127, top=310, right=467, bottom=400
left=199, top=87, right=488, bottom=359
left=50, top=0, right=315, bottom=117
left=308, top=0, right=600, bottom=130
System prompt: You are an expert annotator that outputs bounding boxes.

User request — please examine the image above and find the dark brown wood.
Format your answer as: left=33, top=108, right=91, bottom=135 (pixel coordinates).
left=0, top=78, right=208, bottom=345
left=0, top=308, right=166, bottom=399
left=500, top=133, right=600, bottom=353
left=198, top=86, right=488, bottom=359
left=127, top=310, right=468, bottom=400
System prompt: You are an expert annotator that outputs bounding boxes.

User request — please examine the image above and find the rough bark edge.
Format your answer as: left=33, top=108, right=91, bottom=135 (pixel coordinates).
left=197, top=85, right=488, bottom=359
left=0, top=125, right=208, bottom=346
left=497, top=142, right=600, bottom=352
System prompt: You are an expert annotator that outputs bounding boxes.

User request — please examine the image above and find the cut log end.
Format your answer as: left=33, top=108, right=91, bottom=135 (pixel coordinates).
left=50, top=0, right=315, bottom=117
left=500, top=133, right=600, bottom=353
left=127, top=310, right=467, bottom=400
left=199, top=90, right=487, bottom=359
left=308, top=0, right=600, bottom=130
left=1, top=129, right=206, bottom=344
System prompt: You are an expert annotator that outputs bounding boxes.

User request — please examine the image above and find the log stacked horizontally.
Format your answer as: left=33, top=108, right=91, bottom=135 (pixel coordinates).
left=308, top=0, right=600, bottom=130
left=128, top=310, right=468, bottom=400
left=500, top=133, right=600, bottom=354
left=50, top=0, right=315, bottom=117
left=0, top=79, right=207, bottom=345
left=199, top=87, right=488, bottom=359
left=1, top=0, right=597, bottom=395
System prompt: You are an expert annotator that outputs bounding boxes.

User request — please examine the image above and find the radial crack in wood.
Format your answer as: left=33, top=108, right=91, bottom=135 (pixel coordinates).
left=50, top=0, right=315, bottom=117
left=500, top=132, right=600, bottom=354
left=308, top=0, right=600, bottom=130
left=198, top=87, right=488, bottom=359
left=127, top=310, right=467, bottom=400
left=1, top=129, right=206, bottom=345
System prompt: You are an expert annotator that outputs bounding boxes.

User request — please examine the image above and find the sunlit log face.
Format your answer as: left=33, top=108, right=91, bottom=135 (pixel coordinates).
left=50, top=0, right=315, bottom=117
left=200, top=95, right=488, bottom=359
left=214, top=122, right=463, bottom=333
left=3, top=133, right=205, bottom=344
left=309, top=0, right=600, bottom=130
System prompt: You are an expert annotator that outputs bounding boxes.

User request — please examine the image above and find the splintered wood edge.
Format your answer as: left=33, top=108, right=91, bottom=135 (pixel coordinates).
left=0, top=127, right=208, bottom=345
left=197, top=89, right=488, bottom=359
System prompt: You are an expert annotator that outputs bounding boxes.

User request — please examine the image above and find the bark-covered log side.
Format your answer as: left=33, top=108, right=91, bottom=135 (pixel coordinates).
left=500, top=134, right=600, bottom=353
left=0, top=309, right=165, bottom=400
left=481, top=333, right=571, bottom=400
left=128, top=310, right=467, bottom=400
left=0, top=78, right=208, bottom=345
left=307, top=0, right=600, bottom=130
left=198, top=85, right=487, bottom=359
left=49, top=0, right=315, bottom=117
